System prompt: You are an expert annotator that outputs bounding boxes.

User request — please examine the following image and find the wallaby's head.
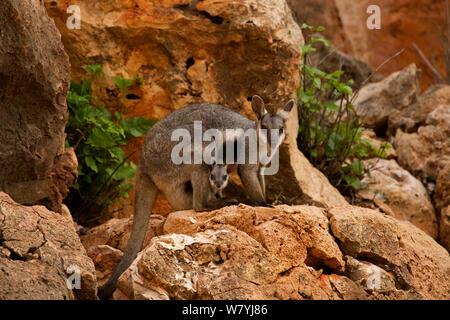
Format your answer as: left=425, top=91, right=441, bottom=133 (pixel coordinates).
left=209, top=161, right=237, bottom=198
left=251, top=95, right=295, bottom=145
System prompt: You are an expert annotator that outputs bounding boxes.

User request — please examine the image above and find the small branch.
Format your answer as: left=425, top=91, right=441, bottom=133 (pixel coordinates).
left=413, top=42, right=444, bottom=83
left=361, top=48, right=406, bottom=87
left=352, top=48, right=406, bottom=104
left=317, top=45, right=345, bottom=67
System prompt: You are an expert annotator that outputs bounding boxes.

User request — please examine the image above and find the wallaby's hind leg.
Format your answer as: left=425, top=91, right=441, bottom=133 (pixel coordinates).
left=238, top=165, right=266, bottom=205
left=98, top=168, right=158, bottom=300
left=258, top=171, right=266, bottom=200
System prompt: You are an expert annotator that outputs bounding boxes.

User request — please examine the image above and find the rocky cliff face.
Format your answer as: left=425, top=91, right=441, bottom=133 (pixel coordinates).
left=288, top=0, right=447, bottom=90
left=0, top=193, right=97, bottom=299
left=0, top=0, right=77, bottom=213
left=84, top=205, right=449, bottom=300
left=44, top=0, right=347, bottom=209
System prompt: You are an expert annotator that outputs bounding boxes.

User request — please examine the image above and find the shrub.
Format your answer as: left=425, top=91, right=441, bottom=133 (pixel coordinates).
left=297, top=25, right=390, bottom=194
left=65, top=65, right=157, bottom=223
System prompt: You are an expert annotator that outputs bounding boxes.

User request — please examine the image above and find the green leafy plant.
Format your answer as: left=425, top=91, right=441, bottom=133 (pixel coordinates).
left=297, top=25, right=390, bottom=194
left=65, top=65, right=157, bottom=223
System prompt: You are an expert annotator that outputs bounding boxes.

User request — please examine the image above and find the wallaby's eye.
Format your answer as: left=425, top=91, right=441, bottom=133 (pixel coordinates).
left=223, top=175, right=227, bottom=180
left=210, top=174, right=214, bottom=180
left=279, top=128, right=284, bottom=134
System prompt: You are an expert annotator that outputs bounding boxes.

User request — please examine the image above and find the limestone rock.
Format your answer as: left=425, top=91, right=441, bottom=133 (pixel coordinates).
left=308, top=38, right=377, bottom=90
left=116, top=204, right=450, bottom=299
left=352, top=64, right=420, bottom=132
left=0, top=0, right=74, bottom=213
left=395, top=105, right=450, bottom=180
left=44, top=0, right=346, bottom=208
left=163, top=205, right=345, bottom=273
left=289, top=0, right=446, bottom=89
left=345, top=256, right=396, bottom=293
left=0, top=192, right=97, bottom=299
left=86, top=245, right=123, bottom=287
left=440, top=206, right=450, bottom=253
left=389, top=85, right=450, bottom=135
left=329, top=206, right=450, bottom=299
left=81, top=215, right=165, bottom=252
left=435, top=163, right=450, bottom=213
left=358, top=159, right=438, bottom=239
left=287, top=0, right=346, bottom=48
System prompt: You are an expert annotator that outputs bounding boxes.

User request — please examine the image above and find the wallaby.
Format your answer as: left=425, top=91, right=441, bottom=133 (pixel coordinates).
left=98, top=95, right=294, bottom=299
left=209, top=161, right=237, bottom=199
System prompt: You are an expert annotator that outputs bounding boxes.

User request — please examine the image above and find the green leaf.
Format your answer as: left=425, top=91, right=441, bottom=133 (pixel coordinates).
left=324, top=102, right=339, bottom=111
left=112, top=163, right=136, bottom=180
left=123, top=117, right=158, bottom=137
left=313, top=77, right=322, bottom=89
left=311, top=37, right=330, bottom=47
left=85, top=64, right=104, bottom=77
left=87, top=127, right=117, bottom=148
left=85, top=156, right=98, bottom=173
left=344, top=176, right=362, bottom=190
left=108, top=147, right=126, bottom=161
left=350, top=160, right=365, bottom=176
left=301, top=23, right=311, bottom=30
left=114, top=77, right=134, bottom=94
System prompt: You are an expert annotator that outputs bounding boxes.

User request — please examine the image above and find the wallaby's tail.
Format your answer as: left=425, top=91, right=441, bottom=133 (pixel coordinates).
left=97, top=167, right=158, bottom=300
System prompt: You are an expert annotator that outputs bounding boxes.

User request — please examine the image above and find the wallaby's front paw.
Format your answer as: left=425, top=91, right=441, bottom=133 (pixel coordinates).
left=223, top=199, right=240, bottom=206
left=246, top=201, right=273, bottom=208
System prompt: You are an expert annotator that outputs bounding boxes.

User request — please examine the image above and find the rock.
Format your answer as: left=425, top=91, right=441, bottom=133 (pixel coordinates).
left=358, top=159, right=438, bottom=239
left=329, top=206, right=450, bottom=299
left=435, top=163, right=450, bottom=213
left=352, top=64, right=421, bottom=132
left=0, top=0, right=75, bottom=213
left=115, top=204, right=449, bottom=299
left=0, top=192, right=97, bottom=299
left=345, top=256, right=396, bottom=293
left=395, top=105, right=450, bottom=180
left=389, top=85, right=450, bottom=135
left=86, top=245, right=123, bottom=287
left=163, top=205, right=345, bottom=273
left=81, top=215, right=165, bottom=253
left=44, top=0, right=346, bottom=209
left=116, top=205, right=347, bottom=300
left=308, top=38, right=378, bottom=90
left=80, top=214, right=165, bottom=285
left=287, top=0, right=346, bottom=48
left=289, top=0, right=447, bottom=89
left=440, top=206, right=450, bottom=253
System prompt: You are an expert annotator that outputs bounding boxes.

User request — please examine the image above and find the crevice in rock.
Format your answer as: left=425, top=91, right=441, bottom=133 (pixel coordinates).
left=347, top=253, right=412, bottom=292
left=199, top=11, right=224, bottom=25
left=304, top=249, right=335, bottom=275
left=126, top=93, right=140, bottom=100
left=186, top=57, right=195, bottom=69
left=374, top=121, right=388, bottom=138
left=326, top=216, right=412, bottom=292
left=7, top=250, right=27, bottom=261
left=279, top=264, right=298, bottom=277
left=173, top=2, right=224, bottom=25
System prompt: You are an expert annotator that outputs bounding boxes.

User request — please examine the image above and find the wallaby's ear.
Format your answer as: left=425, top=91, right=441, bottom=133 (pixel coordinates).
left=251, top=95, right=267, bottom=120
left=277, top=99, right=295, bottom=120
